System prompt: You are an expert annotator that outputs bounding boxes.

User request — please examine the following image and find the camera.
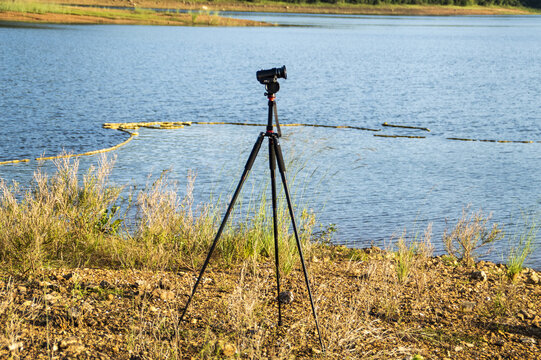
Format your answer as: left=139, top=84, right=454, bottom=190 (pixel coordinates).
left=256, top=65, right=287, bottom=85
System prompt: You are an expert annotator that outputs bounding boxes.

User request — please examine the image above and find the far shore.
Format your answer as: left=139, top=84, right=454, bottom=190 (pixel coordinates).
left=56, top=0, right=539, bottom=15
left=0, top=0, right=538, bottom=26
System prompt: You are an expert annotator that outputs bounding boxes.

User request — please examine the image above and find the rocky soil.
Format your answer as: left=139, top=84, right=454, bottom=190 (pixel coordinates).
left=1, top=246, right=540, bottom=359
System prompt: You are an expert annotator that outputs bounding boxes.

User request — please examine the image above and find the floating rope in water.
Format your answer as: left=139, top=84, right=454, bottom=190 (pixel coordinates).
left=35, top=130, right=138, bottom=161
left=1, top=120, right=539, bottom=166
left=103, top=121, right=191, bottom=130
left=447, top=137, right=536, bottom=144
left=382, top=122, right=430, bottom=132
left=374, top=134, right=426, bottom=139
left=0, top=158, right=31, bottom=165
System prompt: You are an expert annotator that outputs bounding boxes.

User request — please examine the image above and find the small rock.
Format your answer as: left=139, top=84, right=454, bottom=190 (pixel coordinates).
left=67, top=307, right=81, bottom=320
left=528, top=271, right=539, bottom=284
left=82, top=301, right=93, bottom=312
left=22, top=300, right=33, bottom=307
left=17, top=286, right=27, bottom=294
left=158, top=278, right=171, bottom=290
left=460, top=301, right=476, bottom=312
left=59, top=337, right=79, bottom=349
left=149, top=306, right=158, bottom=312
left=278, top=291, right=294, bottom=304
left=59, top=338, right=85, bottom=355
left=464, top=342, right=474, bottom=348
left=520, top=337, right=537, bottom=345
left=471, top=270, right=487, bottom=282
left=159, top=290, right=175, bottom=302
left=222, top=343, right=236, bottom=357
left=134, top=279, right=147, bottom=288
left=39, top=280, right=52, bottom=288
left=44, top=293, right=60, bottom=304
left=454, top=346, right=463, bottom=352
left=8, top=341, right=24, bottom=352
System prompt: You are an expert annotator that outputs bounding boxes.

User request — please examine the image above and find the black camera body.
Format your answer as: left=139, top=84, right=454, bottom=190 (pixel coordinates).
left=256, top=65, right=287, bottom=85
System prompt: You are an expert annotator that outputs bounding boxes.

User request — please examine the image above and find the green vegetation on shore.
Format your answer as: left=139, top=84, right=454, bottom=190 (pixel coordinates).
left=241, top=0, right=540, bottom=10
left=0, top=156, right=539, bottom=359
left=0, top=156, right=315, bottom=274
left=0, top=0, right=271, bottom=26
left=0, top=155, right=538, bottom=279
left=1, top=0, right=539, bottom=26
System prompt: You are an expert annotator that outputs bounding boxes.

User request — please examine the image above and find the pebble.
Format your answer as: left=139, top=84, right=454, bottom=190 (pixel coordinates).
left=44, top=293, right=60, bottom=304
left=519, top=337, right=537, bottom=345
left=63, top=273, right=74, bottom=281
left=222, top=343, right=236, bottom=357
left=59, top=337, right=79, bottom=349
left=158, top=278, right=172, bottom=290
left=159, top=290, right=175, bottom=301
left=8, top=341, right=24, bottom=352
left=471, top=270, right=487, bottom=282
left=528, top=271, right=539, bottom=285
left=460, top=301, right=476, bottom=312
left=67, top=307, right=81, bottom=320
left=278, top=290, right=294, bottom=304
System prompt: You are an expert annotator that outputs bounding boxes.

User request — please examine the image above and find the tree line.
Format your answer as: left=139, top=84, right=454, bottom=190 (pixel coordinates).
left=246, top=0, right=540, bottom=8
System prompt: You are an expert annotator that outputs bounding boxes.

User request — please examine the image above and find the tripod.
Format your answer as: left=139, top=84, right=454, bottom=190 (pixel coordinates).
left=179, top=79, right=324, bottom=350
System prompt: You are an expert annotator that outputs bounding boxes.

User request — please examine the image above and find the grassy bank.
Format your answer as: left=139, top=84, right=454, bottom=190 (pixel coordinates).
left=0, top=0, right=272, bottom=25
left=1, top=0, right=538, bottom=25
left=30, top=0, right=541, bottom=15
left=0, top=156, right=540, bottom=359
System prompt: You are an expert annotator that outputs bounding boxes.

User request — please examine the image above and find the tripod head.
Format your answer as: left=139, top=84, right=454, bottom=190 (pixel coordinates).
left=257, top=65, right=286, bottom=97
left=265, top=81, right=280, bottom=97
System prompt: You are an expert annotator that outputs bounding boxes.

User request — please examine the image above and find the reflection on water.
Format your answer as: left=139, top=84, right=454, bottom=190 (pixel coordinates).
left=1, top=14, right=540, bottom=268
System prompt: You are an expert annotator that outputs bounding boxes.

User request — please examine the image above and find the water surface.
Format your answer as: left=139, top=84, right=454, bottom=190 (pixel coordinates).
left=1, top=14, right=540, bottom=268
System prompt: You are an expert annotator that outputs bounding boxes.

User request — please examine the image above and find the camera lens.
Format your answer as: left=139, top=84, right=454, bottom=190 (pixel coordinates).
left=276, top=65, right=287, bottom=80
left=256, top=65, right=287, bottom=84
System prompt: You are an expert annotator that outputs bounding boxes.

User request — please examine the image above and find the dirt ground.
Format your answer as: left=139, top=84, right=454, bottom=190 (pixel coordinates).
left=1, top=246, right=539, bottom=359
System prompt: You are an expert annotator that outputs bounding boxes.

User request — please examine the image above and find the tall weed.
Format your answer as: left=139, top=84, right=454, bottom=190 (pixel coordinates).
left=0, top=155, right=316, bottom=274
left=506, top=215, right=539, bottom=281
left=443, top=209, right=504, bottom=267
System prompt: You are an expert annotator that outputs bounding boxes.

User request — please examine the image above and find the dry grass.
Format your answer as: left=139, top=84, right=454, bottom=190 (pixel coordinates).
left=1, top=156, right=540, bottom=359
left=0, top=155, right=315, bottom=276
left=443, top=209, right=504, bottom=267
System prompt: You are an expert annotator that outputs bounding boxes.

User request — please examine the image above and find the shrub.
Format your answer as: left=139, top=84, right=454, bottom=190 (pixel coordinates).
left=443, top=209, right=504, bottom=267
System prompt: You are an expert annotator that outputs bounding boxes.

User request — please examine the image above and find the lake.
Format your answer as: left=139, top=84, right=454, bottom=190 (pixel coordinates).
left=1, top=14, right=540, bottom=268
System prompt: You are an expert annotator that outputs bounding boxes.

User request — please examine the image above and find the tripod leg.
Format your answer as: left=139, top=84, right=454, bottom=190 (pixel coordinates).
left=269, top=136, right=282, bottom=326
left=179, top=133, right=265, bottom=323
left=272, top=137, right=325, bottom=351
